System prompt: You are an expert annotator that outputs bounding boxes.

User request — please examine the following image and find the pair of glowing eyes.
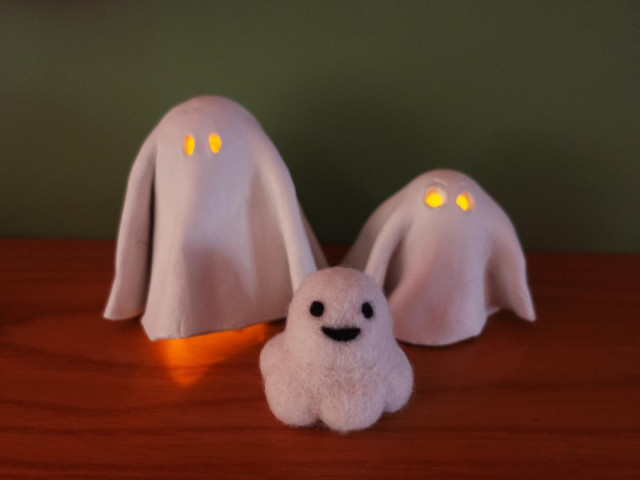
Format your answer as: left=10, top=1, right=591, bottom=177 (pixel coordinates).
left=424, top=188, right=475, bottom=211
left=183, top=133, right=222, bottom=156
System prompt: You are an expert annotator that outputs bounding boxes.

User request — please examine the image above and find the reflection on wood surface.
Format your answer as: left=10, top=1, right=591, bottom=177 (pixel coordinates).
left=156, top=323, right=269, bottom=386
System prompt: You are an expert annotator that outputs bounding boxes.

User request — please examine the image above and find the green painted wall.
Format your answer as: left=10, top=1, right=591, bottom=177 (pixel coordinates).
left=2, top=1, right=639, bottom=252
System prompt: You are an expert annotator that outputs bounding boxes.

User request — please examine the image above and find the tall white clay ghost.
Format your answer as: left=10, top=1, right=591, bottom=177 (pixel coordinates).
left=104, top=96, right=327, bottom=340
left=260, top=267, right=413, bottom=433
left=344, top=169, right=535, bottom=346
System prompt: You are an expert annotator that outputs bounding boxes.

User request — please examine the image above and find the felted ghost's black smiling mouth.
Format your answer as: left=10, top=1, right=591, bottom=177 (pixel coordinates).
left=321, top=326, right=361, bottom=342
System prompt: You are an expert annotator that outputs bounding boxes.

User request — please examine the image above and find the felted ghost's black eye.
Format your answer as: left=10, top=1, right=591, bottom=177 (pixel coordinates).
left=361, top=302, right=374, bottom=319
left=310, top=301, right=325, bottom=317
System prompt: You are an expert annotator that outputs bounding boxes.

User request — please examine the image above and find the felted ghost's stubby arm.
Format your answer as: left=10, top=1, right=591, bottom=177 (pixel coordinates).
left=104, top=135, right=156, bottom=320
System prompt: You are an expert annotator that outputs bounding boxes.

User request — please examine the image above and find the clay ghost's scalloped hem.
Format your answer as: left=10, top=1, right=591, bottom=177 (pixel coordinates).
left=395, top=304, right=537, bottom=347
left=143, top=315, right=286, bottom=341
left=103, top=307, right=144, bottom=322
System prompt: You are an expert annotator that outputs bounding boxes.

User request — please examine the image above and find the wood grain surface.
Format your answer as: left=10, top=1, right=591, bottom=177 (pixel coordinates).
left=0, top=239, right=638, bottom=479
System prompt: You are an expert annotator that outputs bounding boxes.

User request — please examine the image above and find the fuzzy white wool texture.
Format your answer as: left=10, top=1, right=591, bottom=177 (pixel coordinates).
left=260, top=267, right=413, bottom=433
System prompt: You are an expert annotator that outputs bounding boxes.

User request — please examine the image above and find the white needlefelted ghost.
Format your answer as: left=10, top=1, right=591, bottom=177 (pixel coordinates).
left=260, top=267, right=413, bottom=433
left=104, top=96, right=327, bottom=340
left=344, top=169, right=535, bottom=346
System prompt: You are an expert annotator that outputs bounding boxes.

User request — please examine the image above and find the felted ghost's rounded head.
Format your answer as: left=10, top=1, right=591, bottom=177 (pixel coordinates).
left=284, top=267, right=394, bottom=364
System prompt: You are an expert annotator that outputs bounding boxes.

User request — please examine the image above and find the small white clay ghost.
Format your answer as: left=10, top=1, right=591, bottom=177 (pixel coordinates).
left=345, top=169, right=535, bottom=346
left=260, top=267, right=413, bottom=433
left=104, top=96, right=327, bottom=340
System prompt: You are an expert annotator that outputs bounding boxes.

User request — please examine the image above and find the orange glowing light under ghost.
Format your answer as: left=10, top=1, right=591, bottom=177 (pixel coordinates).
left=157, top=323, right=269, bottom=386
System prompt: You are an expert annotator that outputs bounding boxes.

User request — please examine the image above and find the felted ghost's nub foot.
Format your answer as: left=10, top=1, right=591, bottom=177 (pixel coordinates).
left=264, top=380, right=317, bottom=428
left=260, top=334, right=316, bottom=427
left=319, top=387, right=386, bottom=433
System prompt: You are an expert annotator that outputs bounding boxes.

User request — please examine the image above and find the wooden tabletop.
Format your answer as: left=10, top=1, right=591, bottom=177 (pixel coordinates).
left=1, top=239, right=638, bottom=479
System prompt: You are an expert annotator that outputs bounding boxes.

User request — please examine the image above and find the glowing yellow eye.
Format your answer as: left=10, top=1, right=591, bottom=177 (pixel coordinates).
left=183, top=134, right=195, bottom=156
left=456, top=191, right=475, bottom=211
left=424, top=187, right=446, bottom=208
left=208, top=133, right=222, bottom=153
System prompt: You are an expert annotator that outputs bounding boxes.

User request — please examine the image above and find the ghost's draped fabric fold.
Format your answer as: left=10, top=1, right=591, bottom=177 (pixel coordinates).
left=104, top=96, right=326, bottom=340
left=256, top=135, right=326, bottom=288
left=485, top=208, right=536, bottom=321
left=104, top=136, right=156, bottom=321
